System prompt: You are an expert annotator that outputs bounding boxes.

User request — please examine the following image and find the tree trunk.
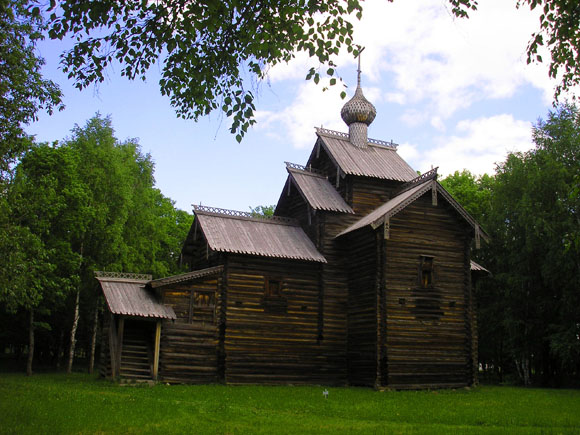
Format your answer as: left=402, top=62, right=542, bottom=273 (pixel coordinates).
left=88, top=302, right=99, bottom=374
left=66, top=289, right=80, bottom=374
left=26, top=309, right=34, bottom=376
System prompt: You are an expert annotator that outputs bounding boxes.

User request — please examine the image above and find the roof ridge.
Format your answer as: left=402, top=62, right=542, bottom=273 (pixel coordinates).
left=285, top=161, right=326, bottom=177
left=314, top=127, right=399, bottom=149
left=94, top=271, right=152, bottom=282
left=193, top=205, right=297, bottom=225
left=395, top=167, right=438, bottom=195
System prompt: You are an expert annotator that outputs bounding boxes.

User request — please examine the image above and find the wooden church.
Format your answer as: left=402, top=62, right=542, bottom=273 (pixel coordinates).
left=97, top=73, right=488, bottom=389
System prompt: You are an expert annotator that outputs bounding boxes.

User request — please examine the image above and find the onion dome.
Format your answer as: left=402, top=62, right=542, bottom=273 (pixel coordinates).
left=340, top=56, right=376, bottom=148
left=340, top=85, right=377, bottom=127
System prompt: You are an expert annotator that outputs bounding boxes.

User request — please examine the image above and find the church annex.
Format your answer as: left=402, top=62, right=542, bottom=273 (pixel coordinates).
left=97, top=75, right=488, bottom=389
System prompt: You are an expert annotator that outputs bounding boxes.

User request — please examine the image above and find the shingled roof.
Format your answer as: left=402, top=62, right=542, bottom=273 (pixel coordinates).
left=193, top=206, right=326, bottom=263
left=282, top=163, right=354, bottom=214
left=311, top=128, right=417, bottom=182
left=97, top=276, right=176, bottom=319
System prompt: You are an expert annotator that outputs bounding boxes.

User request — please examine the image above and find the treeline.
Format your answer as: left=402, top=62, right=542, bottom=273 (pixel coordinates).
left=0, top=115, right=193, bottom=375
left=441, top=104, right=580, bottom=387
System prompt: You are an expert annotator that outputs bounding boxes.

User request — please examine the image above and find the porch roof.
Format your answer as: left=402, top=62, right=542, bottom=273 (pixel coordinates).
left=97, top=276, right=176, bottom=320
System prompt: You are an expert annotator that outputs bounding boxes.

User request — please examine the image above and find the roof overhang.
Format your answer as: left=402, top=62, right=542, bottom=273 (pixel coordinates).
left=150, top=265, right=224, bottom=289
left=96, top=274, right=176, bottom=320
left=336, top=177, right=489, bottom=243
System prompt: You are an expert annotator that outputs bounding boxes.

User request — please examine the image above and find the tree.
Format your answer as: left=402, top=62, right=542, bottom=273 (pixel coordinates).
left=43, top=0, right=362, bottom=142
left=473, top=104, right=580, bottom=386
left=440, top=170, right=494, bottom=223
left=0, top=0, right=63, bottom=179
left=0, top=114, right=194, bottom=373
left=0, top=143, right=82, bottom=374
left=250, top=204, right=276, bottom=217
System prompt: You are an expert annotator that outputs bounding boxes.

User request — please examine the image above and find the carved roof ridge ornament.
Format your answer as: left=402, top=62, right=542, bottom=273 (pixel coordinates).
left=193, top=204, right=296, bottom=225
left=340, top=48, right=377, bottom=149
left=285, top=161, right=326, bottom=177
left=396, top=167, right=439, bottom=195
left=94, top=271, right=153, bottom=281
left=314, top=127, right=398, bottom=149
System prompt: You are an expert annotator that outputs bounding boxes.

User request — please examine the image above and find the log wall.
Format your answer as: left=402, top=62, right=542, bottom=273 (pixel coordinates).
left=345, top=228, right=378, bottom=386
left=223, top=255, right=336, bottom=385
left=159, top=275, right=222, bottom=383
left=383, top=192, right=473, bottom=388
left=350, top=176, right=401, bottom=216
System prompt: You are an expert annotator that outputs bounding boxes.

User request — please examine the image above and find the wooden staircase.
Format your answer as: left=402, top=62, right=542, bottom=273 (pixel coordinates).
left=120, top=329, right=153, bottom=380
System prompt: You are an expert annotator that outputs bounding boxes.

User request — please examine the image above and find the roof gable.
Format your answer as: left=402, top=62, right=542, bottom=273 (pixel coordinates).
left=193, top=206, right=326, bottom=263
left=310, top=128, right=417, bottom=182
left=283, top=163, right=354, bottom=214
left=337, top=173, right=489, bottom=242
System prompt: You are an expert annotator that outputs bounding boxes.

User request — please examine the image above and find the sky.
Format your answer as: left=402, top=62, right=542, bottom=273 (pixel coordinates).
left=27, top=0, right=566, bottom=213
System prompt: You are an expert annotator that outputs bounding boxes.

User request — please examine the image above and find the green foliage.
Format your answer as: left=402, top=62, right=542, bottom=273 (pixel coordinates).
left=440, top=170, right=494, bottom=223
left=0, top=114, right=193, bottom=372
left=0, top=0, right=63, bottom=179
left=441, top=105, right=580, bottom=385
left=250, top=204, right=276, bottom=218
left=43, top=0, right=363, bottom=141
left=35, top=0, right=580, bottom=145
left=2, top=374, right=580, bottom=433
left=472, top=104, right=579, bottom=385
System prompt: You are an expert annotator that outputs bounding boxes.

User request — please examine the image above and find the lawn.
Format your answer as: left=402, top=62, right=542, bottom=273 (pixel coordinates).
left=1, top=373, right=579, bottom=434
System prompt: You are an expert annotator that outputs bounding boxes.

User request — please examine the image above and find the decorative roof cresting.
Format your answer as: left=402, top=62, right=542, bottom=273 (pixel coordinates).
left=340, top=48, right=376, bottom=149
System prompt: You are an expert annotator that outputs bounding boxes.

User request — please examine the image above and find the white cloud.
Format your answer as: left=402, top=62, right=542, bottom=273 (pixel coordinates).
left=256, top=80, right=346, bottom=148
left=257, top=0, right=556, bottom=149
left=355, top=0, right=555, bottom=121
left=397, top=143, right=420, bottom=163
left=410, top=114, right=533, bottom=176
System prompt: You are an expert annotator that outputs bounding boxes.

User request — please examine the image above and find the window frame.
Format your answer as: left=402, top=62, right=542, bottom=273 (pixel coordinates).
left=418, top=255, right=435, bottom=289
left=263, top=276, right=287, bottom=314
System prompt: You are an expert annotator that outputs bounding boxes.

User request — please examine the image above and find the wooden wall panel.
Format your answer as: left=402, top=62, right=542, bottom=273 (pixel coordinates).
left=223, top=256, right=339, bottom=385
left=159, top=276, right=221, bottom=384
left=384, top=193, right=474, bottom=389
left=345, top=228, right=378, bottom=386
left=350, top=177, right=400, bottom=216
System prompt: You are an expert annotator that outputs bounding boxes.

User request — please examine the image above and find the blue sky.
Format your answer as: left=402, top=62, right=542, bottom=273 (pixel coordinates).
left=27, top=0, right=566, bottom=213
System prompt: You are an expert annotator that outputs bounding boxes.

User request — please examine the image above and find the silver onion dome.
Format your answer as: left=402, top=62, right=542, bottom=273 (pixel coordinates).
left=340, top=85, right=377, bottom=126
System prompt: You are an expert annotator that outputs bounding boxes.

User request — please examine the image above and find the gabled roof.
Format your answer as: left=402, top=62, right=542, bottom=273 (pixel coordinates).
left=284, top=163, right=354, bottom=214
left=193, top=206, right=326, bottom=263
left=311, top=128, right=417, bottom=182
left=150, top=265, right=224, bottom=289
left=337, top=176, right=489, bottom=241
left=337, top=181, right=432, bottom=237
left=96, top=276, right=176, bottom=319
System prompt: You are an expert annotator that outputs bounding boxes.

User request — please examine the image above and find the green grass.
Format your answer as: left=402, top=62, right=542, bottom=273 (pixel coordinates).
left=1, top=373, right=579, bottom=434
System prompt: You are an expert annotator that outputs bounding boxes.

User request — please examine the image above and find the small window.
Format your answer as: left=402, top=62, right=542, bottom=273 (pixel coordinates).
left=419, top=256, right=435, bottom=288
left=264, top=277, right=287, bottom=314
left=194, top=291, right=214, bottom=308
left=266, top=279, right=282, bottom=298
left=190, top=290, right=215, bottom=323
